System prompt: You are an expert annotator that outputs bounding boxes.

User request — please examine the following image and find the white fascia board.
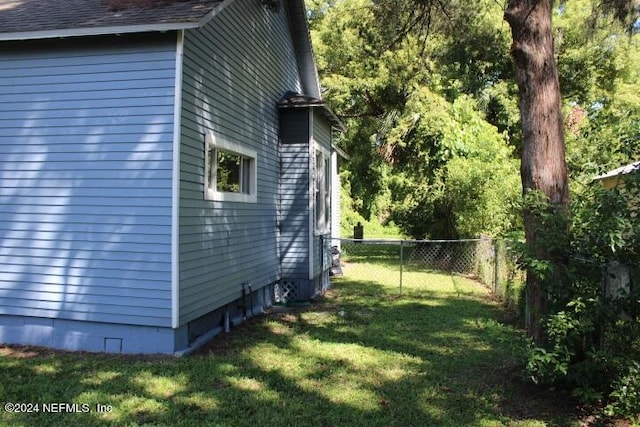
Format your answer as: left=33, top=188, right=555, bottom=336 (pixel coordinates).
left=0, top=22, right=199, bottom=42
left=332, top=144, right=350, bottom=160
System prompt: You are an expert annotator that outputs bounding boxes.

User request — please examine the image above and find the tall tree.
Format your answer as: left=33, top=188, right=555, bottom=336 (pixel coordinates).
left=310, top=0, right=638, bottom=342
left=504, top=0, right=569, bottom=343
left=503, top=0, right=638, bottom=342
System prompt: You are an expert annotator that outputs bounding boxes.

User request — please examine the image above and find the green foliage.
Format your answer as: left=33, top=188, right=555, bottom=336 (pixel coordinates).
left=480, top=81, right=522, bottom=152
left=606, top=362, right=640, bottom=417
left=432, top=3, right=513, bottom=98
left=310, top=0, right=639, bottom=242
left=554, top=0, right=629, bottom=106
left=557, top=0, right=640, bottom=180
left=340, top=170, right=402, bottom=238
left=382, top=91, right=522, bottom=239
left=567, top=95, right=640, bottom=182
left=573, top=175, right=640, bottom=270
left=310, top=0, right=522, bottom=240
left=522, top=176, right=640, bottom=419
left=312, top=11, right=639, bottom=403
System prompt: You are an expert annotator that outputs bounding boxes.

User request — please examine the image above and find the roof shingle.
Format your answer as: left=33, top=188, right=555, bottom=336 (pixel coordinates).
left=0, top=0, right=222, bottom=38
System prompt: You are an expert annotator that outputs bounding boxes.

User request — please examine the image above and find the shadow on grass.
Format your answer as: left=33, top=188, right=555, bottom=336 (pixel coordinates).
left=0, top=278, right=579, bottom=427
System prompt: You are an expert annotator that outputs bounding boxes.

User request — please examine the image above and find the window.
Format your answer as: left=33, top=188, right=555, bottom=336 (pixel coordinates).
left=205, top=132, right=257, bottom=203
left=315, top=148, right=331, bottom=232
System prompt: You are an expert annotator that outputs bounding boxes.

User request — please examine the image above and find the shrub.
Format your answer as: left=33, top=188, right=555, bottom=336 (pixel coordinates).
left=522, top=175, right=640, bottom=419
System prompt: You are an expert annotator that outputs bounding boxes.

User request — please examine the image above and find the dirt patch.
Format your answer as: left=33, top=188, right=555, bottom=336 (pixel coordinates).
left=0, top=345, right=46, bottom=359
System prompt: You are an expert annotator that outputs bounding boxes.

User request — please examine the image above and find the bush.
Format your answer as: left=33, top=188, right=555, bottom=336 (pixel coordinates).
left=340, top=171, right=402, bottom=239
left=523, top=175, right=640, bottom=419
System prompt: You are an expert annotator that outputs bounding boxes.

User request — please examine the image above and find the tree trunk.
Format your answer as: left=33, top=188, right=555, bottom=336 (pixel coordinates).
left=504, top=0, right=569, bottom=345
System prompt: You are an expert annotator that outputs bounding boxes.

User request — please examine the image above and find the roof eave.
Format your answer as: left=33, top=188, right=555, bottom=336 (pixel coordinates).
left=279, top=102, right=346, bottom=133
left=594, top=161, right=640, bottom=181
left=322, top=107, right=347, bottom=133
left=197, top=0, right=236, bottom=27
left=286, top=0, right=321, bottom=99
left=0, top=0, right=233, bottom=42
left=0, top=22, right=199, bottom=42
left=332, top=144, right=350, bottom=160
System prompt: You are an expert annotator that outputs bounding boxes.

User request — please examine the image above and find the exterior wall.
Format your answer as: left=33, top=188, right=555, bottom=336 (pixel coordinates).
left=313, top=111, right=333, bottom=153
left=277, top=108, right=333, bottom=301
left=286, top=0, right=321, bottom=99
left=280, top=144, right=311, bottom=278
left=311, top=110, right=333, bottom=280
left=600, top=175, right=622, bottom=190
left=0, top=315, right=177, bottom=354
left=279, top=109, right=310, bottom=280
left=178, top=0, right=303, bottom=325
left=0, top=34, right=177, bottom=350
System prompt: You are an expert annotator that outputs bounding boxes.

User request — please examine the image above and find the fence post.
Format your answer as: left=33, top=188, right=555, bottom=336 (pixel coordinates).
left=399, top=240, right=404, bottom=295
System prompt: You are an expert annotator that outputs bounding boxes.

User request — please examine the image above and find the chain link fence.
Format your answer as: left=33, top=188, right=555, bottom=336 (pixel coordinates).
left=330, top=238, right=523, bottom=306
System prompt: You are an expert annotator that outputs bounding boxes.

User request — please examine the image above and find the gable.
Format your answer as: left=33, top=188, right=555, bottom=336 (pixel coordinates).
left=0, top=33, right=178, bottom=327
left=0, top=0, right=325, bottom=119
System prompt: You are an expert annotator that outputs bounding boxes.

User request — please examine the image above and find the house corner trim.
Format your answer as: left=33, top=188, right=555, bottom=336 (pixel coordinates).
left=171, top=30, right=185, bottom=329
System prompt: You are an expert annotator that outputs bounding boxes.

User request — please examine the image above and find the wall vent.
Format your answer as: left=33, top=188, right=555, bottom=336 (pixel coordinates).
left=187, top=310, right=219, bottom=344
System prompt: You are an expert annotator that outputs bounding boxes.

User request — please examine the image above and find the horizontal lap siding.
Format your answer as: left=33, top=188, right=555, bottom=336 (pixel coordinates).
left=0, top=36, right=176, bottom=327
left=312, top=112, right=333, bottom=277
left=179, top=0, right=302, bottom=324
left=313, top=111, right=333, bottom=151
left=279, top=116, right=310, bottom=279
left=280, top=145, right=310, bottom=278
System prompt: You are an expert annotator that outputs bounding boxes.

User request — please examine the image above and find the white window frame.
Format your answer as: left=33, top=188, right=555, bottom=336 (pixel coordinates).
left=314, top=144, right=331, bottom=234
left=205, top=132, right=258, bottom=203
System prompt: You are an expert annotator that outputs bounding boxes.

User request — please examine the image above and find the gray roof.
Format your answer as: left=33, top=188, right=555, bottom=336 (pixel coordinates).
left=0, top=0, right=223, bottom=40
left=278, top=91, right=346, bottom=132
left=595, top=161, right=640, bottom=180
left=277, top=91, right=326, bottom=108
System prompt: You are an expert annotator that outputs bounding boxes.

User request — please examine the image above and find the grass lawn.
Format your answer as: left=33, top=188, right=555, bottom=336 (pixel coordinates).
left=0, top=265, right=581, bottom=426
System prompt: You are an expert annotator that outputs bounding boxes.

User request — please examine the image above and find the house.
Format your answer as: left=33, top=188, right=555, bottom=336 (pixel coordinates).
left=594, top=160, right=640, bottom=189
left=0, top=0, right=344, bottom=354
left=594, top=161, right=640, bottom=302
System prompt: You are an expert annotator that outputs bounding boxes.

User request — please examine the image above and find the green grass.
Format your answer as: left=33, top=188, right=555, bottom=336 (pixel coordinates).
left=0, top=265, right=578, bottom=426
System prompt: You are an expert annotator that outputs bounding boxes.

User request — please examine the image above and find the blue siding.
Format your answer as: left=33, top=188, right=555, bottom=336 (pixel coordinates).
left=0, top=36, right=176, bottom=328
left=280, top=143, right=310, bottom=278
left=279, top=109, right=335, bottom=281
left=312, top=111, right=333, bottom=277
left=279, top=109, right=309, bottom=145
left=313, top=110, right=333, bottom=151
left=178, top=0, right=303, bottom=324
